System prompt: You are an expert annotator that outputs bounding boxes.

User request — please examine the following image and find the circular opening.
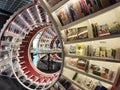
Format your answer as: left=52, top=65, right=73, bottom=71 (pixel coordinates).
left=30, top=27, right=62, bottom=74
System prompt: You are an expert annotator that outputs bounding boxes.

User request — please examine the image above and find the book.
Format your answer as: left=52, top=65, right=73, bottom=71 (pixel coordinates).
left=87, top=45, right=93, bottom=56
left=69, top=45, right=76, bottom=54
left=78, top=0, right=90, bottom=16
left=115, top=48, right=120, bottom=60
left=77, top=26, right=88, bottom=39
left=66, top=28, right=78, bottom=41
left=85, top=0, right=95, bottom=13
left=69, top=58, right=78, bottom=66
left=56, top=7, right=71, bottom=26
left=67, top=1, right=83, bottom=21
left=76, top=44, right=86, bottom=56
left=72, top=72, right=78, bottom=80
left=91, top=23, right=99, bottom=37
left=98, top=24, right=110, bottom=36
left=83, top=77, right=97, bottom=90
left=108, top=22, right=120, bottom=35
left=90, top=64, right=115, bottom=80
left=77, top=58, right=89, bottom=72
left=100, top=0, right=110, bottom=8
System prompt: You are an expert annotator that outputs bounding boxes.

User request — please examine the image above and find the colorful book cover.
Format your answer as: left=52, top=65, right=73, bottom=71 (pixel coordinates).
left=65, top=28, right=79, bottom=41
left=77, top=59, right=89, bottom=72
left=90, top=64, right=115, bottom=80
left=85, top=0, right=95, bottom=13
left=56, top=7, right=71, bottom=26
left=67, top=0, right=84, bottom=21
left=76, top=44, right=85, bottom=56
left=69, top=45, right=76, bottom=54
left=77, top=26, right=88, bottom=39
left=108, top=22, right=120, bottom=35
left=98, top=24, right=110, bottom=36
left=78, top=0, right=90, bottom=16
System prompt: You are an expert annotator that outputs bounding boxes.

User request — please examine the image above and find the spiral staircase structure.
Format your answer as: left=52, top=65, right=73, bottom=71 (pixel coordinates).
left=0, top=1, right=63, bottom=90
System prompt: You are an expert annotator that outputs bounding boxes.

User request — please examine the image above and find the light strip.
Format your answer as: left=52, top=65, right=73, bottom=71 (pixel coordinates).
left=36, top=5, right=42, bottom=23
left=27, top=8, right=36, bottom=25
left=19, top=14, right=32, bottom=30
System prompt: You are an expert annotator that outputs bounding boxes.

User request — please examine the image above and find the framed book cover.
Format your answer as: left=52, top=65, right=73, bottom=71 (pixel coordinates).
left=98, top=24, right=110, bottom=36
left=108, top=22, right=120, bottom=35
left=77, top=58, right=89, bottom=72
left=77, top=26, right=88, bottom=39
left=83, top=77, right=98, bottom=90
left=76, top=44, right=86, bottom=56
left=90, top=64, right=116, bottom=80
left=69, top=45, right=76, bottom=54
left=69, top=58, right=78, bottom=66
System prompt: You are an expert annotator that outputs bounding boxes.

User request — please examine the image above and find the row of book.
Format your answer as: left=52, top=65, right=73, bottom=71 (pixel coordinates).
left=56, top=0, right=119, bottom=26
left=71, top=72, right=108, bottom=90
left=64, top=26, right=88, bottom=41
left=69, top=58, right=116, bottom=81
left=58, top=76, right=81, bottom=90
left=69, top=44, right=120, bottom=60
left=92, top=21, right=120, bottom=37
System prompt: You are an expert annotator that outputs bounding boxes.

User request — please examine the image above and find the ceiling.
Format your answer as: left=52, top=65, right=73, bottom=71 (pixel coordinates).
left=0, top=0, right=33, bottom=15
left=0, top=0, right=34, bottom=29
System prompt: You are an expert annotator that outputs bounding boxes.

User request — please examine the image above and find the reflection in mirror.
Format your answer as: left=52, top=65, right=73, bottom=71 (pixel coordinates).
left=30, top=28, right=62, bottom=74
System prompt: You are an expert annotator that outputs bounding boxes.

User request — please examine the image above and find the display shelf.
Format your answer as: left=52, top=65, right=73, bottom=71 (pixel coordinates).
left=59, top=2, right=120, bottom=30
left=66, top=54, right=120, bottom=63
left=62, top=75, right=86, bottom=90
left=65, top=64, right=116, bottom=85
left=64, top=34, right=120, bottom=44
left=57, top=81, right=66, bottom=90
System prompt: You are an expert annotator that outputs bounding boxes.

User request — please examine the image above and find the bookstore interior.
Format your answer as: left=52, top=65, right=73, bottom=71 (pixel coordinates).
left=0, top=0, right=120, bottom=90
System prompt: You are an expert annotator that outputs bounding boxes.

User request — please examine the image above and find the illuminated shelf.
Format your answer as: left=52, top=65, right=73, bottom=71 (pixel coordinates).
left=59, top=3, right=120, bottom=30
left=62, top=75, right=86, bottom=90
left=66, top=54, right=120, bottom=63
left=65, top=34, right=120, bottom=44
left=65, top=64, right=116, bottom=85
